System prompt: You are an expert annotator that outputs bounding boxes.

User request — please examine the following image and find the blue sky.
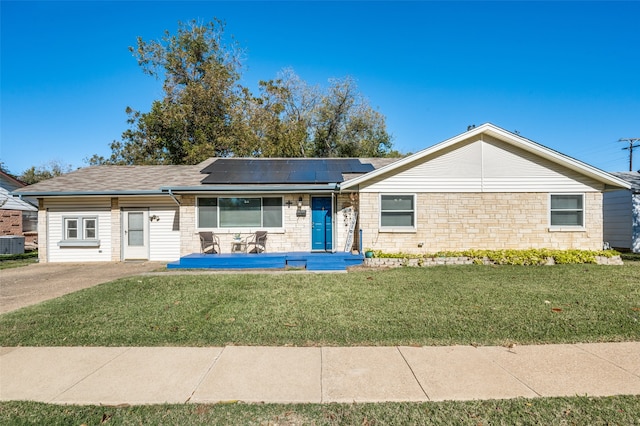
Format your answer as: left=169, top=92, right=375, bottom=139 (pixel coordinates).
left=2, top=1, right=639, bottom=175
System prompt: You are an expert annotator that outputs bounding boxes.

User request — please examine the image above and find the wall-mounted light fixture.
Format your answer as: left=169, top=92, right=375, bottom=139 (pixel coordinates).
left=296, top=196, right=306, bottom=217
left=149, top=215, right=160, bottom=222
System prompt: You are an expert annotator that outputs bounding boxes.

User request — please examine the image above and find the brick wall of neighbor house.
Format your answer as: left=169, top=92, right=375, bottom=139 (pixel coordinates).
left=359, top=192, right=603, bottom=253
left=0, top=210, right=38, bottom=249
left=0, top=210, right=22, bottom=236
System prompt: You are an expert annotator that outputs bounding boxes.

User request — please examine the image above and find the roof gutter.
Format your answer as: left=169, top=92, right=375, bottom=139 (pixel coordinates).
left=161, top=184, right=340, bottom=194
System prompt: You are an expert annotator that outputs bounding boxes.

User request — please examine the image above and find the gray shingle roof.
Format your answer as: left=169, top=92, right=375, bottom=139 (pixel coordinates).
left=14, top=164, right=205, bottom=195
left=610, top=172, right=640, bottom=193
left=13, top=158, right=400, bottom=196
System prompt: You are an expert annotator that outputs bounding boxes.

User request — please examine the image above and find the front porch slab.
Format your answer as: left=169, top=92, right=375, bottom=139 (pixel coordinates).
left=167, top=251, right=363, bottom=271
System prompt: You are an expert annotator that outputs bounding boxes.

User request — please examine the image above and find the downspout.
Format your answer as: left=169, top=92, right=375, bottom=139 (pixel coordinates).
left=167, top=189, right=181, bottom=206
left=331, top=191, right=336, bottom=253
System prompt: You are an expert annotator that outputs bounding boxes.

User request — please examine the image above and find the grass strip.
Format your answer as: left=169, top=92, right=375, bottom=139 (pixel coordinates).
left=1, top=264, right=638, bottom=347
left=1, top=396, right=639, bottom=425
left=0, top=252, right=38, bottom=270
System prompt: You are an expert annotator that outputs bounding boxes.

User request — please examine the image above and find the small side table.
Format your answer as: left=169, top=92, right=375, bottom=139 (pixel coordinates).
left=231, top=240, right=246, bottom=253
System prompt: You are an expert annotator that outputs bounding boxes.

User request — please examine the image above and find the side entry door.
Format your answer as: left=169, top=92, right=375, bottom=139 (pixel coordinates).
left=122, top=209, right=149, bottom=260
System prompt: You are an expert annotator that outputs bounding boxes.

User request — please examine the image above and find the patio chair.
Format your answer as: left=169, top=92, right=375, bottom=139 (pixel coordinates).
left=244, top=231, right=267, bottom=253
left=199, top=231, right=221, bottom=254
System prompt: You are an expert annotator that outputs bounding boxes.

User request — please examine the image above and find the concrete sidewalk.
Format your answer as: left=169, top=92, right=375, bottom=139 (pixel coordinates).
left=1, top=342, right=639, bottom=405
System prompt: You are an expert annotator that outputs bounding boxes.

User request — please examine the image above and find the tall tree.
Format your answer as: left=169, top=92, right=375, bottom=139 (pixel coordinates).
left=312, top=76, right=392, bottom=157
left=249, top=70, right=394, bottom=158
left=247, top=69, right=316, bottom=157
left=91, top=19, right=244, bottom=165
left=19, top=161, right=72, bottom=185
left=91, top=22, right=397, bottom=164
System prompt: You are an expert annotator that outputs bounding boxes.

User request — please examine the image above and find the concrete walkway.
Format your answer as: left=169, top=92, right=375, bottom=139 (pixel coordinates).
left=1, top=342, right=639, bottom=405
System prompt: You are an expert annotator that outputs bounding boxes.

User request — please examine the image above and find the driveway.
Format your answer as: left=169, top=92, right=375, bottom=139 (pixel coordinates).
left=0, top=262, right=166, bottom=314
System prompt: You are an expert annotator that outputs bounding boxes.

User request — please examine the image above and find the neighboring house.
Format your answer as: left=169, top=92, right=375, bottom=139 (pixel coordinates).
left=13, top=123, right=630, bottom=264
left=603, top=171, right=640, bottom=253
left=1, top=171, right=38, bottom=249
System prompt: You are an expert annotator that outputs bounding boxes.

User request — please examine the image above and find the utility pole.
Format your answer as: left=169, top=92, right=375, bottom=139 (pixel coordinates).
left=618, top=138, right=640, bottom=171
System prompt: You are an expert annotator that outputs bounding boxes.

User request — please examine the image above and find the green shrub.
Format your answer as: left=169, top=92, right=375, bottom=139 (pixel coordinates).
left=0, top=251, right=38, bottom=261
left=370, top=249, right=619, bottom=266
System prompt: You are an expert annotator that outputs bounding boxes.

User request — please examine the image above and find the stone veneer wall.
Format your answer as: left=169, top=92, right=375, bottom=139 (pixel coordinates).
left=37, top=200, right=47, bottom=262
left=179, top=194, right=315, bottom=256
left=110, top=198, right=121, bottom=261
left=359, top=192, right=604, bottom=253
left=179, top=195, right=197, bottom=256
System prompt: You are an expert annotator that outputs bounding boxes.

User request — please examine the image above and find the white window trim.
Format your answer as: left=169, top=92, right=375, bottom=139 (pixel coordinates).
left=197, top=196, right=285, bottom=231
left=379, top=193, right=417, bottom=233
left=58, top=215, right=101, bottom=247
left=548, top=193, right=586, bottom=231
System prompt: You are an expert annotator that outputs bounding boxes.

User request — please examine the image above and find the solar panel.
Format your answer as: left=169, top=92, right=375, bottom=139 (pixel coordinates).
left=200, top=158, right=375, bottom=184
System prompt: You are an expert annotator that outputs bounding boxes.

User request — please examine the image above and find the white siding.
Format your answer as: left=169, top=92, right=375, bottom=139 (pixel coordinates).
left=120, top=198, right=180, bottom=261
left=361, top=137, right=603, bottom=193
left=603, top=190, right=632, bottom=250
left=148, top=207, right=180, bottom=261
left=47, top=206, right=112, bottom=263
left=43, top=197, right=180, bottom=262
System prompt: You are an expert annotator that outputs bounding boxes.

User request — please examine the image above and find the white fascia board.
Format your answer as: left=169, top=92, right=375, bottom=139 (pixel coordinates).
left=340, top=123, right=631, bottom=191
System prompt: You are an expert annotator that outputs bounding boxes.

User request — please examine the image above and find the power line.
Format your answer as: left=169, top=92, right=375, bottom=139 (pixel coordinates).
left=618, top=138, right=640, bottom=171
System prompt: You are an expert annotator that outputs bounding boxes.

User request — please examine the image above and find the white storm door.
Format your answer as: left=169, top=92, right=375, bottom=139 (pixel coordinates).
left=123, top=209, right=149, bottom=260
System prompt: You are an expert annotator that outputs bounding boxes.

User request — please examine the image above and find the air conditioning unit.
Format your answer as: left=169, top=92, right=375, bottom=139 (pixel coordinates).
left=0, top=236, right=25, bottom=255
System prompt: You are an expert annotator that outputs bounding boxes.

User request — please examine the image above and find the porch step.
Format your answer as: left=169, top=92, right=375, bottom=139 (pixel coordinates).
left=167, top=252, right=364, bottom=271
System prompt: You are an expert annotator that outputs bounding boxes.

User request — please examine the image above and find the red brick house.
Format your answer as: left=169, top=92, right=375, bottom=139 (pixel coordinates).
left=0, top=171, right=38, bottom=249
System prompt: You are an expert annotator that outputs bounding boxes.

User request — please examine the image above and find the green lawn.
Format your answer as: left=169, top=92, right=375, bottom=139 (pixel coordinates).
left=2, top=264, right=639, bottom=424
left=1, top=396, right=639, bottom=425
left=1, top=264, right=638, bottom=347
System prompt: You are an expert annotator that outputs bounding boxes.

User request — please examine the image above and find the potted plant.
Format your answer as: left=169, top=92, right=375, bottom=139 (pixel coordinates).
left=364, top=248, right=375, bottom=258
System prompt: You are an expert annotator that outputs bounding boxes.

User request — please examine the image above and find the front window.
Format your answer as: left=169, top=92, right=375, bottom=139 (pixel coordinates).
left=198, top=197, right=283, bottom=228
left=550, top=194, right=584, bottom=227
left=380, top=194, right=415, bottom=228
left=84, top=218, right=97, bottom=239
left=65, top=218, right=79, bottom=239
left=220, top=198, right=261, bottom=227
left=198, top=198, right=218, bottom=228
left=61, top=216, right=99, bottom=244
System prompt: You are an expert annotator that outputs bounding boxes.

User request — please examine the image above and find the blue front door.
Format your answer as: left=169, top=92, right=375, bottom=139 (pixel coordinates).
left=312, top=197, right=332, bottom=251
